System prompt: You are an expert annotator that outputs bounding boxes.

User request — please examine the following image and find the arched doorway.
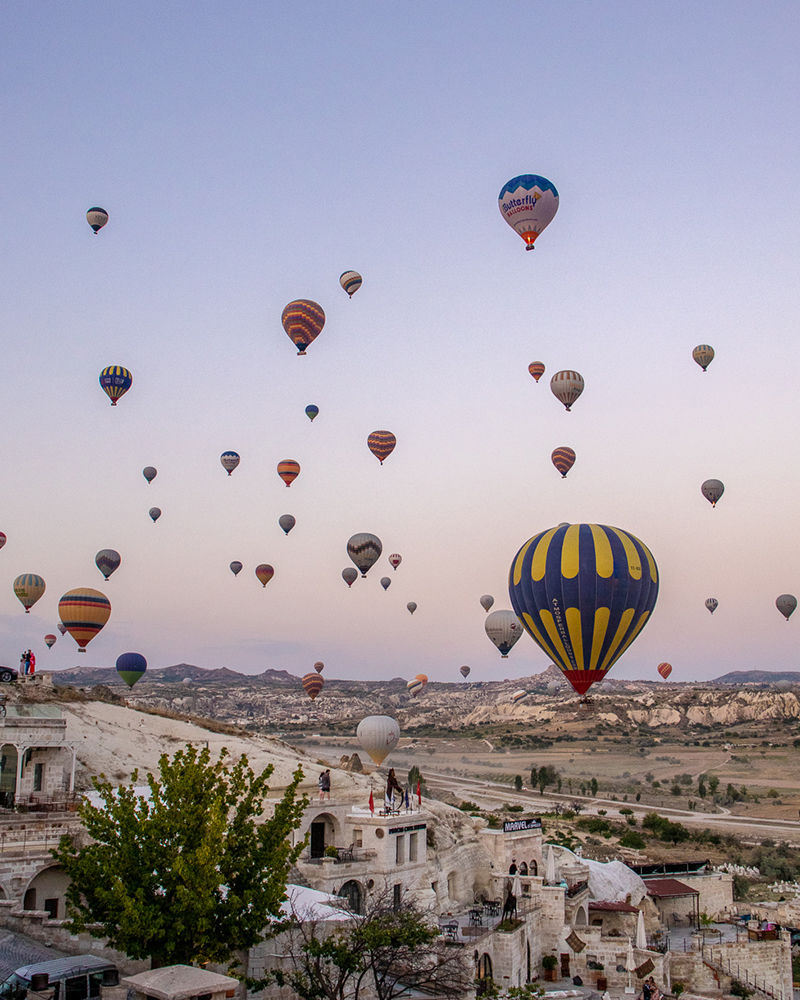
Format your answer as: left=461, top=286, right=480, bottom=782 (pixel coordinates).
left=338, top=880, right=363, bottom=914
left=575, top=904, right=588, bottom=925
left=519, top=862, right=529, bottom=875
left=306, top=812, right=341, bottom=859
left=530, top=859, right=538, bottom=876
left=476, top=953, right=493, bottom=996
left=23, top=865, right=69, bottom=919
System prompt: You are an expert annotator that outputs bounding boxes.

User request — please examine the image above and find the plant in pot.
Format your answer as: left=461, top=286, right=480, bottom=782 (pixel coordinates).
left=542, top=956, right=558, bottom=982
left=324, top=845, right=339, bottom=859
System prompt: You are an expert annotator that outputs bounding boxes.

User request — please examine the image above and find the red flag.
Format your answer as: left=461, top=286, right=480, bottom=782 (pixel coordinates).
left=369, top=788, right=374, bottom=814
left=416, top=779, right=421, bottom=805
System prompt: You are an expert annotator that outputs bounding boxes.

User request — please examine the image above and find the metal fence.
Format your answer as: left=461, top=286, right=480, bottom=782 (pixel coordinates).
left=702, top=944, right=785, bottom=1000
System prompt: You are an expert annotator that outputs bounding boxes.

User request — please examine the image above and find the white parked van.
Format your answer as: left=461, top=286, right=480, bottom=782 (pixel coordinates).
left=0, top=955, right=118, bottom=1000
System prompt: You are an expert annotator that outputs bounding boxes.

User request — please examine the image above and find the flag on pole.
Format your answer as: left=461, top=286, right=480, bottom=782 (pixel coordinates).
left=369, top=788, right=374, bottom=814
left=416, top=779, right=421, bottom=805
left=404, top=788, right=410, bottom=811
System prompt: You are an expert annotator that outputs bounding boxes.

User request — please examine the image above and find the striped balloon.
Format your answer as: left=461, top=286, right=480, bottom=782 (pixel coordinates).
left=367, top=431, right=396, bottom=465
left=95, top=549, right=121, bottom=581
left=389, top=553, right=402, bottom=570
left=692, top=345, right=715, bottom=371
left=550, top=371, right=584, bottom=411
left=339, top=271, right=363, bottom=297
left=255, top=564, right=274, bottom=587
left=278, top=460, right=300, bottom=487
left=302, top=672, right=324, bottom=701
left=705, top=598, right=718, bottom=615
left=58, top=588, right=111, bottom=652
left=99, top=366, right=132, bottom=406
left=86, top=207, right=109, bottom=233
left=347, top=533, right=382, bottom=577
left=314, top=661, right=324, bottom=673
left=528, top=362, right=545, bottom=382
left=657, top=661, right=672, bottom=680
left=511, top=689, right=529, bottom=704
left=281, top=300, right=325, bottom=355
left=509, top=523, right=659, bottom=696
left=551, top=447, right=576, bottom=478
left=0, top=532, right=7, bottom=549
left=57, top=623, right=67, bottom=635
left=44, top=634, right=57, bottom=649
left=13, top=574, right=46, bottom=613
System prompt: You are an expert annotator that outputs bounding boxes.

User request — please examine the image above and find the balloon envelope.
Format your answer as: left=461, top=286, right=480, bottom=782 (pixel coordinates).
left=528, top=362, right=545, bottom=382
left=511, top=689, right=528, bottom=704
left=480, top=595, right=494, bottom=612
left=278, top=460, right=300, bottom=487
left=142, top=466, right=157, bottom=484
left=342, top=567, right=358, bottom=587
left=776, top=595, right=797, bottom=621
left=550, top=371, right=584, bottom=411
left=389, top=553, right=402, bottom=570
left=116, top=651, right=147, bottom=688
left=99, top=366, right=132, bottom=406
left=702, top=479, right=724, bottom=507
left=551, top=447, right=576, bottom=478
left=407, top=602, right=417, bottom=615
left=380, top=577, right=391, bottom=591
left=657, top=661, right=672, bottom=680
left=347, top=533, right=382, bottom=577
left=57, top=623, right=67, bottom=635
left=509, top=523, right=659, bottom=695
left=221, top=451, right=240, bottom=475
left=255, top=564, right=274, bottom=587
left=59, top=588, right=111, bottom=652
left=282, top=299, right=325, bottom=355
left=485, top=610, right=524, bottom=658
left=230, top=561, right=243, bottom=577
left=305, top=405, right=319, bottom=422
left=367, top=431, right=396, bottom=465
left=149, top=507, right=161, bottom=522
left=95, top=549, right=121, bottom=581
left=279, top=514, right=296, bottom=535
left=340, top=271, right=363, bottom=297
left=13, top=574, right=45, bottom=613
left=0, top=532, right=6, bottom=549
left=705, top=598, right=718, bottom=615
left=86, top=207, right=109, bottom=232
left=692, top=345, right=715, bottom=371
left=357, top=715, right=400, bottom=765
left=460, top=665, right=470, bottom=678
left=498, top=175, right=559, bottom=249
left=44, top=634, right=57, bottom=649
left=302, top=672, right=324, bottom=701
left=314, top=661, right=324, bottom=673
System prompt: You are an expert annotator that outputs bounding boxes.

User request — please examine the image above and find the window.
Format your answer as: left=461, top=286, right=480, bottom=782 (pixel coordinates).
left=33, top=763, right=44, bottom=793
left=65, top=976, right=88, bottom=1000
left=447, top=871, right=456, bottom=898
left=88, top=975, right=104, bottom=999
left=353, top=828, right=362, bottom=848
left=395, top=834, right=405, bottom=864
left=43, top=897, right=58, bottom=919
left=409, top=832, right=418, bottom=861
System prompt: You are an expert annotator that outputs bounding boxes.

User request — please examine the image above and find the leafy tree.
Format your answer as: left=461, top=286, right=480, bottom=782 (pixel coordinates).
left=618, top=831, right=646, bottom=849
left=514, top=775, right=523, bottom=792
left=530, top=766, right=539, bottom=789
left=708, top=774, right=720, bottom=795
left=538, top=765, right=558, bottom=795
left=671, top=783, right=682, bottom=796
left=590, top=777, right=598, bottom=796
left=53, top=744, right=307, bottom=967
left=698, top=780, right=707, bottom=799
left=407, top=765, right=427, bottom=793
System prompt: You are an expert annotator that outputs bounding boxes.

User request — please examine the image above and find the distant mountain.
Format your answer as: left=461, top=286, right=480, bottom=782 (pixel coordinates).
left=712, top=670, right=800, bottom=684
left=51, top=663, right=265, bottom=687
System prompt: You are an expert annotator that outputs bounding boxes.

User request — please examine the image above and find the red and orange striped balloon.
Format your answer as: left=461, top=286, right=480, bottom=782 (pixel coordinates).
left=528, top=362, right=545, bottom=382
left=281, top=300, right=325, bottom=355
left=277, top=460, right=300, bottom=487
left=657, top=661, right=672, bottom=680
left=302, top=672, right=324, bottom=701
left=58, top=588, right=111, bottom=652
left=551, top=447, right=576, bottom=478
left=255, top=564, right=274, bottom=587
left=367, top=431, right=396, bottom=465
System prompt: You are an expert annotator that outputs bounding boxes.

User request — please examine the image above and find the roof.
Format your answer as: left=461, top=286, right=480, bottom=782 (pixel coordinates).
left=645, top=878, right=699, bottom=898
left=588, top=900, right=640, bottom=913
left=16, top=955, right=115, bottom=980
left=122, top=966, right=238, bottom=1000
left=282, top=884, right=352, bottom=922
left=633, top=861, right=710, bottom=877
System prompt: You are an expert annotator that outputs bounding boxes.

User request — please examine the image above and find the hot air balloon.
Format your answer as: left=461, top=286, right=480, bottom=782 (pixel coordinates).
left=460, top=665, right=470, bottom=679
left=95, top=549, right=121, bottom=581
left=480, top=595, right=494, bottom=613
left=498, top=175, right=559, bottom=250
left=13, top=575, right=45, bottom=613
left=340, top=271, right=363, bottom=297
left=99, top=366, right=132, bottom=406
left=705, top=598, right=718, bottom=615
left=314, top=661, right=324, bottom=673
left=149, top=507, right=161, bottom=523
left=389, top=554, right=402, bottom=570
left=702, top=479, right=724, bottom=507
left=407, top=602, right=417, bottom=615
left=529, top=362, right=545, bottom=383
left=143, top=467, right=157, bottom=484
left=0, top=532, right=7, bottom=549
left=342, top=567, right=358, bottom=587
left=692, top=345, right=715, bottom=372
left=546, top=679, right=561, bottom=696
left=302, top=672, right=324, bottom=701
left=279, top=514, right=296, bottom=535
left=551, top=447, right=576, bottom=478
left=407, top=674, right=427, bottom=698
left=511, top=690, right=528, bottom=704
left=230, top=561, right=243, bottom=577
left=380, top=577, right=391, bottom=591
left=116, top=651, right=147, bottom=688
left=367, top=431, right=396, bottom=465
left=57, top=623, right=67, bottom=635
left=221, top=451, right=240, bottom=475
left=508, top=523, right=659, bottom=696
left=282, top=299, right=326, bottom=355
left=305, top=405, right=319, bottom=422
left=59, top=588, right=111, bottom=652
left=550, top=371, right=584, bottom=411
left=357, top=715, right=400, bottom=766
left=255, top=564, right=274, bottom=587
left=44, top=634, right=56, bottom=649
left=86, top=207, right=108, bottom=233
left=278, top=460, right=300, bottom=487
left=347, top=533, right=382, bottom=577
left=485, top=610, right=524, bottom=657
left=776, top=595, right=797, bottom=621
left=657, top=662, right=672, bottom=680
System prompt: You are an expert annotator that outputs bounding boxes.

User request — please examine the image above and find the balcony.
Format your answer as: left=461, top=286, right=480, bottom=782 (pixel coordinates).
left=301, top=846, right=377, bottom=865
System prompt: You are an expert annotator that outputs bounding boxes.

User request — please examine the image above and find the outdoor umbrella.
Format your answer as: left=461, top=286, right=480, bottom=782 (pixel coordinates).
left=636, top=908, right=647, bottom=949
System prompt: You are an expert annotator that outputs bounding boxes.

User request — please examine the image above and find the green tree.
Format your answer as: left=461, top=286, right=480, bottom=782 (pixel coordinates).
left=53, top=745, right=307, bottom=967
left=708, top=774, right=720, bottom=796
left=407, top=765, right=427, bottom=794
left=514, top=775, right=523, bottom=792
left=590, top=777, right=598, bottom=797
left=530, top=766, right=539, bottom=789
left=698, top=780, right=707, bottom=799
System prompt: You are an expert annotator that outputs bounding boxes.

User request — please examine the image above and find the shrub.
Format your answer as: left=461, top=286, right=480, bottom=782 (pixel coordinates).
left=619, top=831, right=646, bottom=849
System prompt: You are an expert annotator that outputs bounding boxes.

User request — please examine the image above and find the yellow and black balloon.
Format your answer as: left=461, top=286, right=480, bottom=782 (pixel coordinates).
left=508, top=523, right=659, bottom=696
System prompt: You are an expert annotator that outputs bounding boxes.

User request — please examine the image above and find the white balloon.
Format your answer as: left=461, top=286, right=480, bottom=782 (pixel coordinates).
left=485, top=610, right=524, bottom=658
left=357, top=715, right=400, bottom=766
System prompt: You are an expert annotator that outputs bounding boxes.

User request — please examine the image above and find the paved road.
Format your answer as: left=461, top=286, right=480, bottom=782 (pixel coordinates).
left=0, top=931, right=66, bottom=982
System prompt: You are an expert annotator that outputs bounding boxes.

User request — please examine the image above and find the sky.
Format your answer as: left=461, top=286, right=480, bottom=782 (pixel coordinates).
left=1, top=2, right=799, bottom=684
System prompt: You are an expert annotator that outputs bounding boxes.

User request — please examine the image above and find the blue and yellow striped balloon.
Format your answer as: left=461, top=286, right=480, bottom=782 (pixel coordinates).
left=508, top=523, right=659, bottom=696
left=99, top=366, right=132, bottom=406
